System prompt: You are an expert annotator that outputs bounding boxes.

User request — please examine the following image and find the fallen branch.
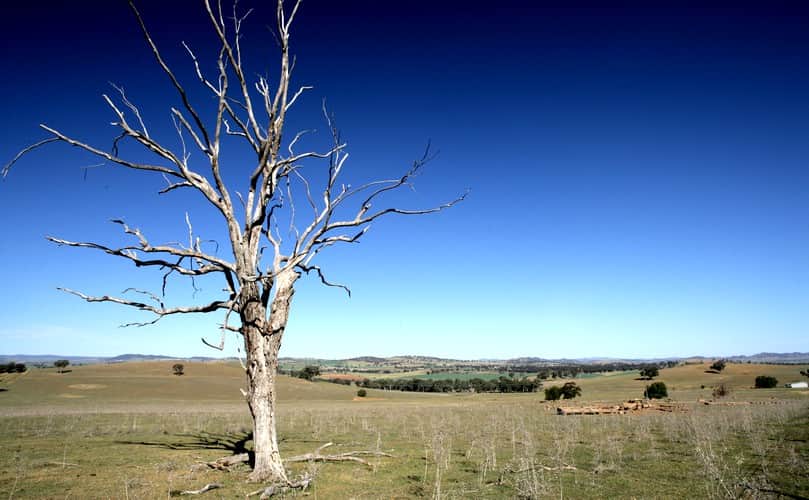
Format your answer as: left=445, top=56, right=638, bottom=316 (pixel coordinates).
left=498, top=462, right=580, bottom=484
left=175, top=483, right=222, bottom=495
left=193, top=442, right=393, bottom=473
left=191, top=452, right=249, bottom=472
left=283, top=442, right=393, bottom=469
left=509, top=463, right=578, bottom=473
left=247, top=473, right=313, bottom=499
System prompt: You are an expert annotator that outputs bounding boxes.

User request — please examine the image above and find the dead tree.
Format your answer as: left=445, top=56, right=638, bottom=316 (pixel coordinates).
left=3, top=0, right=463, bottom=484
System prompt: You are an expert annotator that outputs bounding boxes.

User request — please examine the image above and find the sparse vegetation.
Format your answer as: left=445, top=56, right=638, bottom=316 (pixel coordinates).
left=644, top=381, right=668, bottom=399
left=712, top=383, right=730, bottom=399
left=754, top=375, right=778, bottom=389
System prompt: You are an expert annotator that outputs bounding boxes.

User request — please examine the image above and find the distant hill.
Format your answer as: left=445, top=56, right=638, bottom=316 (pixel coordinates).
left=0, top=354, right=229, bottom=365
left=3, top=352, right=808, bottom=366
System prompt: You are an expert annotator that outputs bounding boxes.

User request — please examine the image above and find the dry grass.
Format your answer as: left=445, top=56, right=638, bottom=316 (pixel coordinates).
left=0, top=361, right=807, bottom=498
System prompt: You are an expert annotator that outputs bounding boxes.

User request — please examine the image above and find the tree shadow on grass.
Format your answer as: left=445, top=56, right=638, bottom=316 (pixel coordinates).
left=117, top=430, right=255, bottom=466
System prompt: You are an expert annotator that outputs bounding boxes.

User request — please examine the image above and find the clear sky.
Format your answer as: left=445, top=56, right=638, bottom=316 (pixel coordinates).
left=1, top=1, right=807, bottom=360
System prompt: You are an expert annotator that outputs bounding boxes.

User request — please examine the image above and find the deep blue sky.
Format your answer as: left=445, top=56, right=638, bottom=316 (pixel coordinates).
left=1, top=1, right=807, bottom=359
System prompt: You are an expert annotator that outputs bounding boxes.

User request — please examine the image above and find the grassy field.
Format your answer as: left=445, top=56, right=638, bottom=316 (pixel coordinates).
left=1, top=361, right=807, bottom=498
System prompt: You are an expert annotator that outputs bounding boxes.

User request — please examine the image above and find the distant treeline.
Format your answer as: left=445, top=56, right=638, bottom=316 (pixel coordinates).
left=0, top=362, right=27, bottom=373
left=318, top=361, right=681, bottom=378
left=355, top=376, right=541, bottom=393
left=422, top=361, right=678, bottom=380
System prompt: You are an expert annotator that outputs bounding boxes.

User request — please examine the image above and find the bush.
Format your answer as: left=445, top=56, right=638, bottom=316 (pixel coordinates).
left=172, top=363, right=184, bottom=376
left=639, top=366, right=659, bottom=379
left=712, top=383, right=730, bottom=399
left=644, top=381, right=668, bottom=399
left=754, top=375, right=778, bottom=389
left=54, top=359, right=70, bottom=373
left=710, top=359, right=726, bottom=372
left=544, top=386, right=562, bottom=401
left=356, top=389, right=367, bottom=397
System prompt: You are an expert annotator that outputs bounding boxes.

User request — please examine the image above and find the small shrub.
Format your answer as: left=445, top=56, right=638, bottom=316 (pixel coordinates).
left=172, top=363, right=184, bottom=376
left=54, top=359, right=70, bottom=373
left=639, top=366, right=659, bottom=379
left=710, top=360, right=726, bottom=372
left=544, top=386, right=563, bottom=401
left=754, top=375, right=778, bottom=389
left=357, top=389, right=367, bottom=397
left=644, top=381, right=668, bottom=399
left=712, top=383, right=730, bottom=399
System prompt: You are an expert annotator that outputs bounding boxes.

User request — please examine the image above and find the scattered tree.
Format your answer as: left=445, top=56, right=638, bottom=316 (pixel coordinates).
left=560, top=381, right=582, bottom=399
left=172, top=363, right=185, bottom=376
left=644, top=381, right=668, bottom=399
left=544, top=382, right=581, bottom=400
left=710, top=360, right=726, bottom=372
left=754, top=375, right=778, bottom=389
left=290, top=365, right=321, bottom=381
left=356, top=389, right=367, bottom=398
left=3, top=0, right=462, bottom=484
left=54, top=360, right=70, bottom=373
left=800, top=369, right=809, bottom=379
left=639, top=366, right=659, bottom=380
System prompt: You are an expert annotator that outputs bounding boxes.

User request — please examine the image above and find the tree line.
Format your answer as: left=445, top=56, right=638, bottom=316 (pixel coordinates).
left=355, top=376, right=542, bottom=393
left=0, top=362, right=27, bottom=373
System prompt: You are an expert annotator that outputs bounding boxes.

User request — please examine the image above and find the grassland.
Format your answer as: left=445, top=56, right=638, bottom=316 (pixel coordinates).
left=1, top=361, right=807, bottom=498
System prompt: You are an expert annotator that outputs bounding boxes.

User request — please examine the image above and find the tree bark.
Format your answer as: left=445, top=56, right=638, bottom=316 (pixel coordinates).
left=243, top=270, right=298, bottom=483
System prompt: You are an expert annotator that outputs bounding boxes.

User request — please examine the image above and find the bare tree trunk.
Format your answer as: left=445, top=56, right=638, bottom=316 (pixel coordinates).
left=243, top=270, right=298, bottom=483
left=4, top=0, right=464, bottom=484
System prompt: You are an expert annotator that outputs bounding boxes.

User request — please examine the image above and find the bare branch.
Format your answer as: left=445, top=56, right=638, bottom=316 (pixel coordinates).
left=109, top=83, right=150, bottom=137
left=2, top=137, right=61, bottom=178
left=296, top=263, right=351, bottom=297
left=39, top=124, right=183, bottom=178
left=128, top=0, right=212, bottom=149
left=59, top=287, right=232, bottom=325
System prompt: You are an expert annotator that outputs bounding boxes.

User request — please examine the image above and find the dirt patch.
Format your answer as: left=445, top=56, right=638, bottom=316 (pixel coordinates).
left=59, top=394, right=85, bottom=398
left=67, top=384, right=107, bottom=390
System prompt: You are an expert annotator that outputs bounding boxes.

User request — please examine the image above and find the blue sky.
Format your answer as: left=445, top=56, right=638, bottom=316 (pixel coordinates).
left=1, top=1, right=807, bottom=359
